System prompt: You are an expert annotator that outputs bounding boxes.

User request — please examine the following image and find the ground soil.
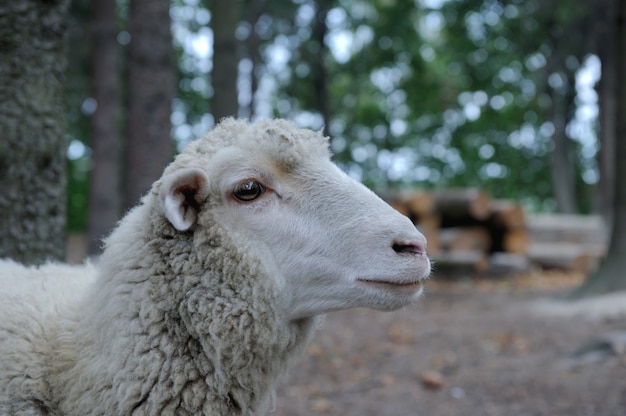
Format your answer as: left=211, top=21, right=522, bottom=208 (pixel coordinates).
left=66, top=237, right=625, bottom=415
left=273, top=272, right=626, bottom=416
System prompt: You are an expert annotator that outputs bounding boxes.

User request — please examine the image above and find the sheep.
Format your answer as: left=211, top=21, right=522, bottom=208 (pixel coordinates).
left=0, top=118, right=431, bottom=415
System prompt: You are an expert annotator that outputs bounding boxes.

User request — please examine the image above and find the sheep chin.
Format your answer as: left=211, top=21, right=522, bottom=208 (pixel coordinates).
left=354, top=281, right=426, bottom=312
left=355, top=278, right=425, bottom=297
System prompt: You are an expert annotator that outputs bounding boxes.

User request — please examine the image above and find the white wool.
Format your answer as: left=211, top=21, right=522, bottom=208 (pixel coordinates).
left=0, top=118, right=430, bottom=415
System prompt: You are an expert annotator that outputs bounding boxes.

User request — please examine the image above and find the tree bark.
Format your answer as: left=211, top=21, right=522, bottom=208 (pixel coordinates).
left=124, top=0, right=175, bottom=209
left=313, top=0, right=332, bottom=135
left=572, top=0, right=626, bottom=296
left=594, top=0, right=618, bottom=224
left=87, top=0, right=121, bottom=255
left=243, top=0, right=264, bottom=119
left=211, top=0, right=240, bottom=120
left=0, top=0, right=70, bottom=264
left=550, top=75, right=578, bottom=214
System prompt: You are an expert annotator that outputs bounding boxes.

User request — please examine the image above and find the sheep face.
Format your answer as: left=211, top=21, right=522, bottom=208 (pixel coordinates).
left=161, top=119, right=430, bottom=320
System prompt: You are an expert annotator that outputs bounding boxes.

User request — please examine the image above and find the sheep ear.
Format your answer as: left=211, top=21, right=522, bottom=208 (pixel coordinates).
left=160, top=168, right=209, bottom=231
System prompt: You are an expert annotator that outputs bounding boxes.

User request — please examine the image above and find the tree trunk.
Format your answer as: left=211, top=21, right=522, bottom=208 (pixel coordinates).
left=87, top=0, right=121, bottom=255
left=550, top=75, right=578, bottom=214
left=211, top=0, right=240, bottom=120
left=243, top=0, right=264, bottom=119
left=594, top=0, right=618, bottom=224
left=313, top=0, right=331, bottom=135
left=0, top=0, right=70, bottom=265
left=572, top=0, right=626, bottom=296
left=124, top=0, right=175, bottom=209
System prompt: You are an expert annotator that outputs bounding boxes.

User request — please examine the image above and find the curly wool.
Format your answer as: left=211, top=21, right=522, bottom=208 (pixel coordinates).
left=175, top=117, right=329, bottom=168
left=0, top=119, right=323, bottom=415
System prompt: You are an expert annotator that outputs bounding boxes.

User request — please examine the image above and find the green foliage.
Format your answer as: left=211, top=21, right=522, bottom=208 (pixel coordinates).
left=65, top=0, right=605, bottom=232
left=260, top=0, right=600, bottom=211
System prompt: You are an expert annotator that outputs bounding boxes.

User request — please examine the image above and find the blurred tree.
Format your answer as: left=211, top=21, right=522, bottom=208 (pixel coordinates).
left=311, top=0, right=332, bottom=134
left=124, top=0, right=175, bottom=209
left=58, top=0, right=618, bottom=260
left=247, top=0, right=308, bottom=118
left=0, top=0, right=70, bottom=264
left=594, top=0, right=618, bottom=223
left=211, top=0, right=240, bottom=119
left=256, top=0, right=607, bottom=212
left=547, top=69, right=577, bottom=213
left=573, top=0, right=626, bottom=296
left=241, top=0, right=264, bottom=118
left=538, top=1, right=595, bottom=213
left=64, top=0, right=92, bottom=234
left=87, top=0, right=122, bottom=255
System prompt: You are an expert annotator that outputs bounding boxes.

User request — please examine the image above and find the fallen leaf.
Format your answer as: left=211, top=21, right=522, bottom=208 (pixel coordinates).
left=387, top=321, right=415, bottom=344
left=381, top=374, right=396, bottom=387
left=311, top=398, right=332, bottom=413
left=307, top=344, right=323, bottom=357
left=421, top=370, right=446, bottom=390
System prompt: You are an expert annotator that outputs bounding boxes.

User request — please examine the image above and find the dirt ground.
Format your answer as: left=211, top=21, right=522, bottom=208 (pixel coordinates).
left=66, top=237, right=625, bottom=415
left=273, top=272, right=626, bottom=416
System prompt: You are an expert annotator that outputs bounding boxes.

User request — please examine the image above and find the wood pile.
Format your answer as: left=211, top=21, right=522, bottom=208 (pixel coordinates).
left=526, top=214, right=608, bottom=274
left=385, top=189, right=608, bottom=276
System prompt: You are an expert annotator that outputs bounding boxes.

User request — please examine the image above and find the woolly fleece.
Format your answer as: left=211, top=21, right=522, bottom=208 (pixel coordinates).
left=0, top=119, right=327, bottom=415
left=0, top=118, right=429, bottom=415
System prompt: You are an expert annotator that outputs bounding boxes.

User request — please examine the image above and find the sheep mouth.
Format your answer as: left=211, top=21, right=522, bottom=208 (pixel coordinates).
left=356, top=278, right=424, bottom=293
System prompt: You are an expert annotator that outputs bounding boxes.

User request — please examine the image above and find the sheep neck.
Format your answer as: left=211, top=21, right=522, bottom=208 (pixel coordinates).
left=60, top=203, right=318, bottom=415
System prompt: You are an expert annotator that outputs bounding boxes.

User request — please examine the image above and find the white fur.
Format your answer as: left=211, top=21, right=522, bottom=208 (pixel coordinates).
left=0, top=118, right=430, bottom=415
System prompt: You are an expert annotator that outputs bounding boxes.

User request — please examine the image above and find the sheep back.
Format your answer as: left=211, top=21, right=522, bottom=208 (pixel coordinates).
left=0, top=260, right=95, bottom=414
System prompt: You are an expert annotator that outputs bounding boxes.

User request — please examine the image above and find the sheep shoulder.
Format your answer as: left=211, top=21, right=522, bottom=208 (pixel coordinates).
left=0, top=259, right=95, bottom=413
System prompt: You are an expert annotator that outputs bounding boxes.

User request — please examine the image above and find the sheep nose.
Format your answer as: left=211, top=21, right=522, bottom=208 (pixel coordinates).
left=392, top=237, right=427, bottom=255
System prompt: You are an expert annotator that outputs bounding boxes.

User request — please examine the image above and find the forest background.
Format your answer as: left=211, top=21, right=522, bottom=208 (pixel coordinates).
left=1, top=0, right=625, bottom=296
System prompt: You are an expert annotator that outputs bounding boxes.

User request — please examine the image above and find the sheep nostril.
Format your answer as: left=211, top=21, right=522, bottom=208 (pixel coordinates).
left=392, top=241, right=425, bottom=255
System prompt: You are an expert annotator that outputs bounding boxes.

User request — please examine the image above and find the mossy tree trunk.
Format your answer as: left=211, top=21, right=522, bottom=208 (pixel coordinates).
left=0, top=0, right=70, bottom=265
left=572, top=0, right=626, bottom=297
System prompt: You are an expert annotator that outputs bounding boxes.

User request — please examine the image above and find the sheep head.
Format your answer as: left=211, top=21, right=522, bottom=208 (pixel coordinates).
left=159, top=118, right=431, bottom=320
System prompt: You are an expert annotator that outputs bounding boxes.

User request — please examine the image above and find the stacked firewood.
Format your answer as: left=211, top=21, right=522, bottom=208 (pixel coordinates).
left=526, top=214, right=607, bottom=274
left=384, top=189, right=607, bottom=275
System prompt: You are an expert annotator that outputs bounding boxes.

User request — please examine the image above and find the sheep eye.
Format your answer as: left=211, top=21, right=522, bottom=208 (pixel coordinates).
left=233, top=180, right=265, bottom=201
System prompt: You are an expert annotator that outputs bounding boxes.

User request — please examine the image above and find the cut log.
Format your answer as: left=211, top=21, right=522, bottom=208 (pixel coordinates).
left=526, top=214, right=607, bottom=245
left=434, top=188, right=491, bottom=222
left=387, top=199, right=411, bottom=217
left=382, top=191, right=435, bottom=222
left=382, top=192, right=411, bottom=217
left=487, top=253, right=532, bottom=276
left=420, top=226, right=442, bottom=253
left=430, top=250, right=489, bottom=273
left=489, top=200, right=526, bottom=229
left=414, top=214, right=441, bottom=230
left=502, top=229, right=529, bottom=254
left=526, top=214, right=608, bottom=259
left=405, top=191, right=435, bottom=217
left=439, top=227, right=491, bottom=252
left=527, top=243, right=600, bottom=274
